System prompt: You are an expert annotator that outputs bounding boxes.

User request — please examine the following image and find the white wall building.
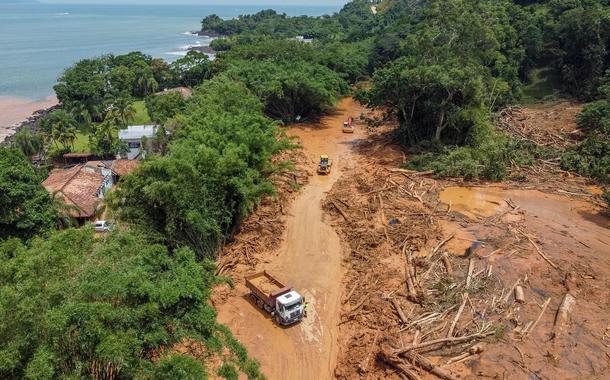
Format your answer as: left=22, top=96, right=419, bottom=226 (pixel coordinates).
left=118, top=125, right=159, bottom=160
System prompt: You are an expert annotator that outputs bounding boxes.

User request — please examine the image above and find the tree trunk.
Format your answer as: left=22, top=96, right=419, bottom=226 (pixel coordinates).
left=435, top=111, right=445, bottom=141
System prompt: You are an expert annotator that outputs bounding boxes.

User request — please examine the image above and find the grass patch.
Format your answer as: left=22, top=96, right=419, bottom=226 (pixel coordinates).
left=132, top=100, right=152, bottom=125
left=522, top=67, right=563, bottom=103
left=72, top=131, right=90, bottom=153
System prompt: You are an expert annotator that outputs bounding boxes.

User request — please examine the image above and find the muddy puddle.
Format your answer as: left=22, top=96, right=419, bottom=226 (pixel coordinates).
left=441, top=185, right=609, bottom=259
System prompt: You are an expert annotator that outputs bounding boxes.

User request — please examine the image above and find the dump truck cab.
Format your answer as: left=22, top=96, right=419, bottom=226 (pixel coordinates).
left=274, top=290, right=305, bottom=325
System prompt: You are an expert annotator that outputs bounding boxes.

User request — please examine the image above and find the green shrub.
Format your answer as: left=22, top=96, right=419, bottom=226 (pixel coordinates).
left=561, top=132, right=610, bottom=182
left=153, top=355, right=207, bottom=380
left=217, top=364, right=238, bottom=380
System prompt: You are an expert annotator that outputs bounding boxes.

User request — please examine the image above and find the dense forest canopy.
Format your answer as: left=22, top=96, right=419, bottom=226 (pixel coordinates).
left=2, top=0, right=610, bottom=379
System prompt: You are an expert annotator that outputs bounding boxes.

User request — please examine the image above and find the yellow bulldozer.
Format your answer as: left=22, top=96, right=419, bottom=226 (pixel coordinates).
left=317, top=154, right=332, bottom=175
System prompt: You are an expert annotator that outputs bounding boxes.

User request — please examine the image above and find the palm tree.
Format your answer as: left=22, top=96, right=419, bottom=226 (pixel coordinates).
left=109, top=97, right=136, bottom=127
left=50, top=110, right=78, bottom=150
left=70, top=102, right=92, bottom=128
left=97, top=119, right=119, bottom=147
left=50, top=191, right=79, bottom=229
left=14, top=127, right=44, bottom=157
left=137, top=74, right=159, bottom=96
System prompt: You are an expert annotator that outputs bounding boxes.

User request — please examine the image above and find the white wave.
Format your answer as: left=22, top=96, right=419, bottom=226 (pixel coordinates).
left=164, top=51, right=188, bottom=57
left=54, top=12, right=70, bottom=16
left=182, top=31, right=198, bottom=36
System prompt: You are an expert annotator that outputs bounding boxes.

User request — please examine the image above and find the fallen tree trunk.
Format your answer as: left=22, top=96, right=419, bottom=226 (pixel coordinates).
left=552, top=293, right=575, bottom=341
left=447, top=293, right=469, bottom=338
left=393, top=330, right=495, bottom=356
left=378, top=351, right=421, bottom=380
left=392, top=298, right=409, bottom=324
left=404, top=352, right=458, bottom=380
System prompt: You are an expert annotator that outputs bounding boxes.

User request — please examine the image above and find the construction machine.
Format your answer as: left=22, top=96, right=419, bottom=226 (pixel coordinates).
left=246, top=271, right=305, bottom=325
left=342, top=116, right=354, bottom=133
left=317, top=154, right=332, bottom=175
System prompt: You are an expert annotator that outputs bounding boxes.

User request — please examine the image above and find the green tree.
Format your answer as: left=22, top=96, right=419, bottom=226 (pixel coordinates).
left=150, top=58, right=176, bottom=89
left=109, top=76, right=287, bottom=258
left=0, top=147, right=55, bottom=241
left=89, top=118, right=123, bottom=158
left=0, top=229, right=220, bottom=379
left=145, top=92, right=186, bottom=124
left=69, top=102, right=93, bottom=128
left=561, top=76, right=610, bottom=181
left=152, top=355, right=207, bottom=380
left=48, top=109, right=77, bottom=151
left=14, top=127, right=44, bottom=158
left=106, top=96, right=137, bottom=128
left=172, top=51, right=212, bottom=87
left=226, top=59, right=348, bottom=123
left=545, top=0, right=610, bottom=99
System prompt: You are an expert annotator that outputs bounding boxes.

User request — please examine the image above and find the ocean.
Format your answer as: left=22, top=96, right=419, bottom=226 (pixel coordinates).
left=0, top=3, right=340, bottom=101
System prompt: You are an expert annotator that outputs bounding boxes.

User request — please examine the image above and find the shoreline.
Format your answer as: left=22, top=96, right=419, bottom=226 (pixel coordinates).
left=0, top=95, right=59, bottom=144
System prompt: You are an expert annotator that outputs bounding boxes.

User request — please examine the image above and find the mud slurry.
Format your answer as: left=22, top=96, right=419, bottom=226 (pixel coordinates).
left=324, top=115, right=610, bottom=379
left=439, top=186, right=610, bottom=379
left=215, top=98, right=367, bottom=380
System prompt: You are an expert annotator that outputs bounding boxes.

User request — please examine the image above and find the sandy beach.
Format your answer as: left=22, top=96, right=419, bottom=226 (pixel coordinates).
left=0, top=95, right=58, bottom=143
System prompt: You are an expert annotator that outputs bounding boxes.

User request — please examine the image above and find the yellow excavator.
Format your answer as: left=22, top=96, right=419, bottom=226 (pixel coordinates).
left=342, top=116, right=354, bottom=133
left=317, top=154, right=332, bottom=175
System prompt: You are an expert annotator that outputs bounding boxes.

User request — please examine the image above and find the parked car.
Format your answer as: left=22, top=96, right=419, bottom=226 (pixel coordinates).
left=93, top=220, right=113, bottom=232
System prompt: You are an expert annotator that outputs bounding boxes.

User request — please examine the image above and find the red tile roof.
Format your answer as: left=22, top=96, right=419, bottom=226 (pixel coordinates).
left=111, top=159, right=140, bottom=177
left=43, top=165, right=105, bottom=218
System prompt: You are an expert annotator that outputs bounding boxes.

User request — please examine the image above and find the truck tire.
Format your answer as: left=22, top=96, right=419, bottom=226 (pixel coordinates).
left=256, top=299, right=264, bottom=309
left=275, top=314, right=281, bottom=325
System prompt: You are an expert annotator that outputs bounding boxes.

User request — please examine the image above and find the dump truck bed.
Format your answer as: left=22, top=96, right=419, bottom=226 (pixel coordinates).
left=245, top=271, right=291, bottom=308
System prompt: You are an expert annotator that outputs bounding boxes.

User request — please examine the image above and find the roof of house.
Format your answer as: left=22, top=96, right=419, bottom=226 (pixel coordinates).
left=84, top=160, right=114, bottom=170
left=63, top=152, right=93, bottom=159
left=155, top=86, right=193, bottom=98
left=111, top=159, right=140, bottom=177
left=119, top=125, right=159, bottom=141
left=42, top=165, right=106, bottom=218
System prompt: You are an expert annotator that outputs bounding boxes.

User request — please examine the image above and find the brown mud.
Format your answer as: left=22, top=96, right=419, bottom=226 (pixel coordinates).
left=325, top=110, right=610, bottom=379
left=214, top=98, right=367, bottom=380
left=213, top=98, right=610, bottom=379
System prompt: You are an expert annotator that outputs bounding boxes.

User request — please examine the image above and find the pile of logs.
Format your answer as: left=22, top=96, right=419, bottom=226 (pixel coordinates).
left=326, top=163, right=578, bottom=379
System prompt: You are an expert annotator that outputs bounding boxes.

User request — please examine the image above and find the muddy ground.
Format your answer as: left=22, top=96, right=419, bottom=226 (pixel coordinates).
left=212, top=99, right=610, bottom=379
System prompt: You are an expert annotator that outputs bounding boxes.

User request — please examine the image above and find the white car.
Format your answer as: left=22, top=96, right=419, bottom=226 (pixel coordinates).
left=93, top=220, right=113, bottom=232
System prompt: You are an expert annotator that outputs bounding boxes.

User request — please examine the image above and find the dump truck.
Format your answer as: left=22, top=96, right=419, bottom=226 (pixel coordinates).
left=245, top=271, right=306, bottom=325
left=342, top=116, right=354, bottom=133
left=318, top=154, right=332, bottom=175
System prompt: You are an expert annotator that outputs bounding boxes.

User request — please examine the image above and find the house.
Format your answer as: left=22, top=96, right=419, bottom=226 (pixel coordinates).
left=42, top=159, right=140, bottom=222
left=290, top=36, right=313, bottom=44
left=111, top=159, right=141, bottom=181
left=154, top=87, right=193, bottom=99
left=118, top=125, right=159, bottom=160
left=42, top=164, right=113, bottom=221
left=63, top=152, right=94, bottom=164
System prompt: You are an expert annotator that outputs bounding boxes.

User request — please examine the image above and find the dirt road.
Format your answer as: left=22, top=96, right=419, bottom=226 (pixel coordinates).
left=217, top=98, right=365, bottom=379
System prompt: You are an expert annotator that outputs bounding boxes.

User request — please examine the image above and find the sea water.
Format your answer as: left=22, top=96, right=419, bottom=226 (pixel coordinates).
left=0, top=3, right=340, bottom=100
